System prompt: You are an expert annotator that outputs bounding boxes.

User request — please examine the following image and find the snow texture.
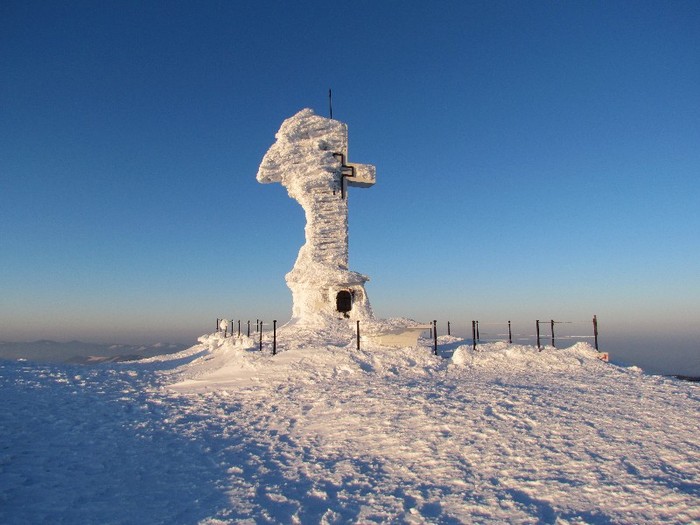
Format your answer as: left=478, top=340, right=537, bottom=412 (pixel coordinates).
left=2, top=333, right=698, bottom=524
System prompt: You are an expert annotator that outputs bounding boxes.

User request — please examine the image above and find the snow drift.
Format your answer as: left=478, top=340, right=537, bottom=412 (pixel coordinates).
left=2, top=334, right=698, bottom=524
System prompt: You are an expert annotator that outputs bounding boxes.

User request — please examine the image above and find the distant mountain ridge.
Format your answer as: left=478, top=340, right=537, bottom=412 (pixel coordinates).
left=674, top=375, right=700, bottom=382
left=64, top=354, right=148, bottom=364
left=0, top=340, right=189, bottom=363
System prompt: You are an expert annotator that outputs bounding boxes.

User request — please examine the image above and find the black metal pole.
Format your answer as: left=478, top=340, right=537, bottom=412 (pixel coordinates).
left=247, top=320, right=250, bottom=337
left=551, top=319, right=555, bottom=348
left=593, top=315, right=599, bottom=351
left=447, top=321, right=451, bottom=336
left=259, top=321, right=263, bottom=351
left=356, top=320, right=360, bottom=350
left=508, top=320, right=512, bottom=344
left=433, top=320, right=438, bottom=356
left=216, top=318, right=219, bottom=332
left=472, top=320, right=477, bottom=350
left=256, top=319, right=260, bottom=333
left=536, top=320, right=541, bottom=350
left=476, top=320, right=480, bottom=342
left=238, top=320, right=241, bottom=337
left=273, top=320, right=277, bottom=356
left=329, top=88, right=333, bottom=119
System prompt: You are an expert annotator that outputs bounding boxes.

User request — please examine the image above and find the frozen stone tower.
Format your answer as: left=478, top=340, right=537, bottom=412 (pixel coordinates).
left=257, top=109, right=376, bottom=326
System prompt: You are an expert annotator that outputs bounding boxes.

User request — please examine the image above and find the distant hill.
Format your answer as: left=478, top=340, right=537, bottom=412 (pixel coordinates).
left=64, top=354, right=148, bottom=364
left=674, top=375, right=700, bottom=382
left=0, top=340, right=189, bottom=364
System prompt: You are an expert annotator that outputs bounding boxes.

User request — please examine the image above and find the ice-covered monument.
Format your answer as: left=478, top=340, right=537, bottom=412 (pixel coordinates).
left=257, top=109, right=376, bottom=326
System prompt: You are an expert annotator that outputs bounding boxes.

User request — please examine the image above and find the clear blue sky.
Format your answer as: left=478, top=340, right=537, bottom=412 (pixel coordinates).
left=1, top=1, right=699, bottom=374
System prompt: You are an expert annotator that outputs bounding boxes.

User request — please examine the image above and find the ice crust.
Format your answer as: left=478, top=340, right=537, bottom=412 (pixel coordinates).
left=257, top=109, right=375, bottom=327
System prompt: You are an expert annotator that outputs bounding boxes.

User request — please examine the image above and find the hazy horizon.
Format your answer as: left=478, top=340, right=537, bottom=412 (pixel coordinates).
left=2, top=326, right=697, bottom=378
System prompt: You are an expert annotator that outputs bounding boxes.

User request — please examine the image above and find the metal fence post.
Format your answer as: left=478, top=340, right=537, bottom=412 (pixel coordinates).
left=259, top=321, right=263, bottom=351
left=472, top=320, right=476, bottom=350
left=433, top=320, right=438, bottom=356
left=593, top=315, right=599, bottom=351
left=273, top=320, right=277, bottom=355
left=447, top=321, right=451, bottom=336
left=536, top=320, right=541, bottom=350
left=508, top=320, right=512, bottom=344
left=550, top=319, right=555, bottom=348
left=356, top=320, right=361, bottom=350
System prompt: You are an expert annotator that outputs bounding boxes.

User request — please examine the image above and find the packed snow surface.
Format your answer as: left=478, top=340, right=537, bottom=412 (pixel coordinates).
left=2, top=332, right=699, bottom=524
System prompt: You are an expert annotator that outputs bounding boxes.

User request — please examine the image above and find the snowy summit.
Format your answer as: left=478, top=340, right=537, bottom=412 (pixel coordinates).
left=256, top=109, right=429, bottom=346
left=3, top=335, right=698, bottom=524
left=2, top=111, right=697, bottom=525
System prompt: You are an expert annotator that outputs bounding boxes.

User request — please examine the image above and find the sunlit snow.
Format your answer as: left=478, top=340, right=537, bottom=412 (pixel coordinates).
left=2, top=333, right=698, bottom=524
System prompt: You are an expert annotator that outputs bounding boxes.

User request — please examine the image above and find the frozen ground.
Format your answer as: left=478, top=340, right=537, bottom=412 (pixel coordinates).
left=1, top=331, right=698, bottom=524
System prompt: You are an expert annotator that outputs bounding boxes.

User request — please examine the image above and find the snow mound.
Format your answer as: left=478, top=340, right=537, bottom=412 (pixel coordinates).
left=168, top=333, right=615, bottom=393
left=451, top=341, right=605, bottom=371
left=169, top=329, right=442, bottom=392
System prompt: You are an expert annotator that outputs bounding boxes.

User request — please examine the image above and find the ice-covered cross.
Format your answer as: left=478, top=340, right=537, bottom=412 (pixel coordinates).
left=256, top=108, right=376, bottom=326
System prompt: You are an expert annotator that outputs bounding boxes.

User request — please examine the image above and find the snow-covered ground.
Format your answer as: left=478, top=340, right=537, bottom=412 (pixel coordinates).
left=1, top=331, right=698, bottom=524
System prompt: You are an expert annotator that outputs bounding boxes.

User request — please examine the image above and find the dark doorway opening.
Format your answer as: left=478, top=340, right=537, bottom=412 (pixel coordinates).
left=336, top=290, right=352, bottom=314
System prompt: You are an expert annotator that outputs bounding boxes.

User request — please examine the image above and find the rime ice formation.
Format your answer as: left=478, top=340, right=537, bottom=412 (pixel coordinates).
left=257, top=109, right=376, bottom=326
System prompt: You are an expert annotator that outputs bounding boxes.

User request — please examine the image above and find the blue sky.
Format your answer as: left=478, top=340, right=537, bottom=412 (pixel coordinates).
left=1, top=1, right=699, bottom=374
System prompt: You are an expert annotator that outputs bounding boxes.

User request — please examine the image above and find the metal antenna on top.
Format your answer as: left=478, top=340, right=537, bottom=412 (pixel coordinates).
left=329, top=88, right=333, bottom=120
